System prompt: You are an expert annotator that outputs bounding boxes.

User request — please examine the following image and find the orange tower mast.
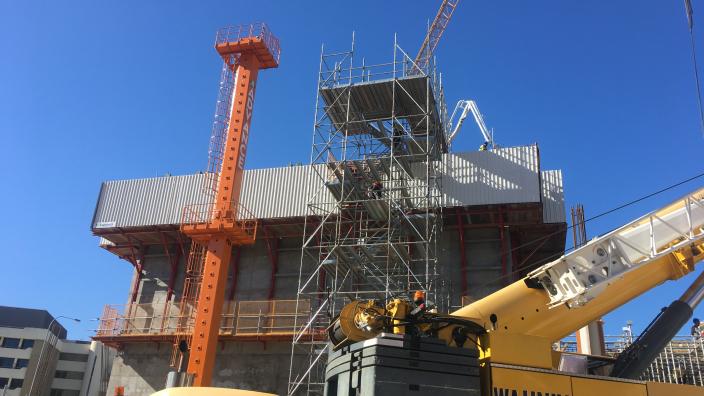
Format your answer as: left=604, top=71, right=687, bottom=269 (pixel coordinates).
left=180, top=23, right=280, bottom=386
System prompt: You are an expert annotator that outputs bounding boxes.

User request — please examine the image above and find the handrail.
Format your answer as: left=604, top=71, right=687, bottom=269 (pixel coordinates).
left=94, top=300, right=321, bottom=338
left=215, top=23, right=281, bottom=65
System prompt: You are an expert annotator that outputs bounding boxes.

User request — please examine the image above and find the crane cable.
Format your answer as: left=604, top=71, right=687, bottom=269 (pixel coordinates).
left=684, top=0, right=704, bottom=138
left=473, top=170, right=704, bottom=289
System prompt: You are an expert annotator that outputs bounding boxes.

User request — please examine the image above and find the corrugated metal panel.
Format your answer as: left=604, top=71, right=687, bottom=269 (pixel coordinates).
left=240, top=164, right=334, bottom=219
left=541, top=169, right=566, bottom=223
left=442, top=145, right=541, bottom=206
left=93, top=174, right=210, bottom=229
left=92, top=145, right=564, bottom=230
left=93, top=166, right=336, bottom=229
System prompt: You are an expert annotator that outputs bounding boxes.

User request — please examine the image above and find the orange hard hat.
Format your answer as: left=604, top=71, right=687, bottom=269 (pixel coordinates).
left=413, top=290, right=426, bottom=300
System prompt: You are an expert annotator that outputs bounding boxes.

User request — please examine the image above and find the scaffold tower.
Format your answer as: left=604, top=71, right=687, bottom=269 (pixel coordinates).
left=288, top=35, right=449, bottom=395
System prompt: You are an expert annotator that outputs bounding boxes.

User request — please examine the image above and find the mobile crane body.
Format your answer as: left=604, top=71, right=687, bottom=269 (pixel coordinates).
left=322, top=186, right=704, bottom=396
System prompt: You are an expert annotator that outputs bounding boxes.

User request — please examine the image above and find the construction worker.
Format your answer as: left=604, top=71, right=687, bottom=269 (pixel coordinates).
left=392, top=128, right=403, bottom=152
left=479, top=141, right=488, bottom=151
left=692, top=318, right=702, bottom=340
left=413, top=290, right=426, bottom=307
left=409, top=290, right=428, bottom=319
left=370, top=180, right=383, bottom=199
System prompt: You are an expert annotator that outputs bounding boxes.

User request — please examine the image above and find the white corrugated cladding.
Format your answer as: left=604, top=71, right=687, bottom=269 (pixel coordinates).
left=93, top=173, right=211, bottom=228
left=442, top=145, right=541, bottom=206
left=92, top=145, right=565, bottom=229
left=240, top=164, right=333, bottom=219
left=93, top=165, right=334, bottom=228
left=541, top=169, right=566, bottom=223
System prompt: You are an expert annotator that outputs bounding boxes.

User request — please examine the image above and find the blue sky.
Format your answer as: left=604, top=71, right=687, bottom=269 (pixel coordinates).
left=1, top=1, right=702, bottom=340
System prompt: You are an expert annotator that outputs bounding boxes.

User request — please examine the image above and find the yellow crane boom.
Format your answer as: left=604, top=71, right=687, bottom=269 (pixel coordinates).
left=452, top=186, right=704, bottom=357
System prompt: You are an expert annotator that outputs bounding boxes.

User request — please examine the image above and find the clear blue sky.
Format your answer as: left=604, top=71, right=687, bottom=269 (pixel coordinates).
left=1, top=1, right=703, bottom=340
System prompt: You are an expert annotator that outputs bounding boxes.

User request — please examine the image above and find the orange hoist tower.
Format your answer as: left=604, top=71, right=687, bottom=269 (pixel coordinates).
left=178, top=23, right=280, bottom=387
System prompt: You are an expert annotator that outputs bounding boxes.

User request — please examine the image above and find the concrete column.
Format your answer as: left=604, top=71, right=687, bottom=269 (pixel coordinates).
left=576, top=320, right=606, bottom=356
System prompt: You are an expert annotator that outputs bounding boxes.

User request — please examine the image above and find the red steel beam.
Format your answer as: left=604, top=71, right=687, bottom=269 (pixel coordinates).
left=499, top=207, right=508, bottom=279
left=158, top=232, right=181, bottom=303
left=263, top=225, right=280, bottom=300
left=455, top=207, right=468, bottom=297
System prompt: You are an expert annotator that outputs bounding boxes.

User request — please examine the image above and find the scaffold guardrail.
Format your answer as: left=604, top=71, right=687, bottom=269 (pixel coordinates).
left=94, top=299, right=318, bottom=339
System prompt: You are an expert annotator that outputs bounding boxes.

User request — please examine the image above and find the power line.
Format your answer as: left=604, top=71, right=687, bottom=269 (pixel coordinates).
left=683, top=0, right=704, bottom=138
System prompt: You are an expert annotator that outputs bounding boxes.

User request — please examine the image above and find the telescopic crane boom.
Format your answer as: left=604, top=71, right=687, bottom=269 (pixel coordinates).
left=453, top=186, right=704, bottom=356
left=448, top=99, right=493, bottom=147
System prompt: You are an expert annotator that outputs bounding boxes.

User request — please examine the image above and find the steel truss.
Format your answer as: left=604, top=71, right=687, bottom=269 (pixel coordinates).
left=288, top=35, right=448, bottom=395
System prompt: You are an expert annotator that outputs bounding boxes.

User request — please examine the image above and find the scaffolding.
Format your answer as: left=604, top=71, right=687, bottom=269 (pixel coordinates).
left=288, top=35, right=448, bottom=395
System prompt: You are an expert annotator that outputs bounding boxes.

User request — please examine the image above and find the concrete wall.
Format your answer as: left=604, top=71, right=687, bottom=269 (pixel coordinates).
left=107, top=206, right=568, bottom=396
left=437, top=227, right=509, bottom=308
left=106, top=342, right=303, bottom=395
left=127, top=237, right=301, bottom=309
left=123, top=227, right=512, bottom=310
left=105, top=224, right=523, bottom=395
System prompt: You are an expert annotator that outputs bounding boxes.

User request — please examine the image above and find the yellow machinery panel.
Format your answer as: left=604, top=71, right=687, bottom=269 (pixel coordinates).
left=645, top=381, right=704, bottom=396
left=571, top=377, right=646, bottom=396
left=491, top=366, right=572, bottom=396
left=480, top=333, right=554, bottom=369
left=491, top=364, right=704, bottom=396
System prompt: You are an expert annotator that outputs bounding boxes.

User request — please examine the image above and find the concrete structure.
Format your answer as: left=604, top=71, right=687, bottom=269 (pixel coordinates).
left=91, top=144, right=567, bottom=395
left=88, top=28, right=568, bottom=396
left=0, top=306, right=114, bottom=396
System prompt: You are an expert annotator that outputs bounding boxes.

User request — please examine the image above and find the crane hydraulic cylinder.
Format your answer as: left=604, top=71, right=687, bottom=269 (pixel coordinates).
left=610, top=269, right=704, bottom=379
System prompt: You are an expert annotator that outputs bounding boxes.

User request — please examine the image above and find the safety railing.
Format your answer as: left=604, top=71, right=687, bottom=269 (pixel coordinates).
left=215, top=23, right=281, bottom=65
left=95, top=299, right=315, bottom=339
left=181, top=200, right=258, bottom=241
left=319, top=47, right=438, bottom=89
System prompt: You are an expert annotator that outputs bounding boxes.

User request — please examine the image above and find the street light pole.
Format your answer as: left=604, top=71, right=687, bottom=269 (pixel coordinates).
left=27, top=315, right=81, bottom=396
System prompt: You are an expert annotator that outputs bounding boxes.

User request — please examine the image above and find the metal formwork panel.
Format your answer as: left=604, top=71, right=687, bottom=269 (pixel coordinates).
left=92, top=146, right=560, bottom=230
left=442, top=145, right=541, bottom=207
left=92, top=166, right=336, bottom=229
left=93, top=173, right=210, bottom=229
left=541, top=169, right=566, bottom=224
left=319, top=76, right=442, bottom=136
left=240, top=164, right=334, bottom=219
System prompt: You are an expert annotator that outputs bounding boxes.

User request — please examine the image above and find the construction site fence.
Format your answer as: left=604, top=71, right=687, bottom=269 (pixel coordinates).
left=558, top=335, right=704, bottom=386
left=95, top=299, right=320, bottom=338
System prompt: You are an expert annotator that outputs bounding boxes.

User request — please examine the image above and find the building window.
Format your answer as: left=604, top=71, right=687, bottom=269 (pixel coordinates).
left=0, top=378, right=7, bottom=388
left=58, top=353, right=88, bottom=362
left=50, top=390, right=80, bottom=396
left=20, top=339, right=34, bottom=349
left=54, top=370, right=84, bottom=380
left=0, top=357, right=13, bottom=368
left=9, top=378, right=23, bottom=389
left=1, top=338, right=20, bottom=348
left=14, top=359, right=28, bottom=369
